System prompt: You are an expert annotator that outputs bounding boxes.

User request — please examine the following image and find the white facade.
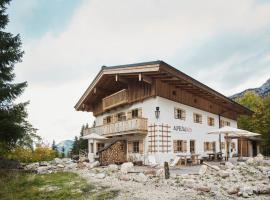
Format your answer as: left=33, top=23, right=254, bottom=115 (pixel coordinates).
left=90, top=96, right=238, bottom=164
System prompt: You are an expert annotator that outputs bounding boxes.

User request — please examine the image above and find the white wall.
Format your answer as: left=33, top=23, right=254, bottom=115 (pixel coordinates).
left=91, top=96, right=238, bottom=163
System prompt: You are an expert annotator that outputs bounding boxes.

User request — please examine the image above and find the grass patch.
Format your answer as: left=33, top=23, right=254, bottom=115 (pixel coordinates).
left=0, top=170, right=118, bottom=200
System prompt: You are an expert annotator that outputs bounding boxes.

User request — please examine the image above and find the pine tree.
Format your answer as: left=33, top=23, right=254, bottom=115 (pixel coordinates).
left=0, top=0, right=35, bottom=154
left=61, top=146, right=65, bottom=158
left=51, top=140, right=58, bottom=157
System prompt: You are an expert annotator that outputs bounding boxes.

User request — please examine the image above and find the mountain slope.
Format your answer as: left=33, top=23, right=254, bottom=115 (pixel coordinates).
left=56, top=140, right=74, bottom=155
left=231, top=78, right=270, bottom=99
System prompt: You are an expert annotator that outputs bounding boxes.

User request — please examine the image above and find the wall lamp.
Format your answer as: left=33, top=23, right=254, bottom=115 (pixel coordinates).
left=155, top=107, right=160, bottom=119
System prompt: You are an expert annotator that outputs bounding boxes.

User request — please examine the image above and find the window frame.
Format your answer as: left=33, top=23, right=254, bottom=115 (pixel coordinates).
left=175, top=108, right=186, bottom=120
left=132, top=141, right=140, bottom=153
left=193, top=113, right=202, bottom=124
left=208, top=117, right=215, bottom=126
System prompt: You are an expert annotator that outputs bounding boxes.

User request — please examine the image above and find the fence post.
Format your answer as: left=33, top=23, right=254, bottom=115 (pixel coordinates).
left=164, top=161, right=170, bottom=179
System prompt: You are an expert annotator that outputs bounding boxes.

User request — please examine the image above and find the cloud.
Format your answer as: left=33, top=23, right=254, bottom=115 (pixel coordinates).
left=12, top=0, right=270, bottom=142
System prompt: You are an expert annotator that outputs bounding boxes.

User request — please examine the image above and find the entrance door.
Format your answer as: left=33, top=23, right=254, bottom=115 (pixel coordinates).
left=252, top=141, right=257, bottom=157
left=190, top=140, right=195, bottom=154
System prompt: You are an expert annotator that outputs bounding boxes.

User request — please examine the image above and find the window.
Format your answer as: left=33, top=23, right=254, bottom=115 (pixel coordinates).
left=221, top=120, right=230, bottom=127
left=174, top=108, right=186, bottom=120
left=133, top=141, right=139, bottom=153
left=103, top=115, right=112, bottom=124
left=97, top=143, right=105, bottom=151
left=193, top=113, right=202, bottom=124
left=173, top=140, right=187, bottom=153
left=172, top=90, right=177, bottom=96
left=117, top=112, right=126, bottom=121
left=204, top=141, right=216, bottom=152
left=132, top=109, right=138, bottom=118
left=208, top=117, right=215, bottom=126
left=190, top=140, right=195, bottom=153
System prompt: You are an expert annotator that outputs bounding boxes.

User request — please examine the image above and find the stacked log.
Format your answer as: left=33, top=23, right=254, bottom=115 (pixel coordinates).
left=99, top=140, right=127, bottom=165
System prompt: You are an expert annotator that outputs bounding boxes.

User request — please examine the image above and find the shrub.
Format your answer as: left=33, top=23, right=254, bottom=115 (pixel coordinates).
left=7, top=146, right=57, bottom=163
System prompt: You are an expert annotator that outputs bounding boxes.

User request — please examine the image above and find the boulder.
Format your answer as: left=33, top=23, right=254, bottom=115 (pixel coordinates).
left=89, top=161, right=100, bottom=169
left=225, top=162, right=234, bottom=170
left=39, top=161, right=49, bottom=166
left=199, top=165, right=207, bottom=176
left=227, top=186, right=240, bottom=195
left=37, top=166, right=50, bottom=174
left=95, top=173, right=106, bottom=179
left=133, top=173, right=148, bottom=183
left=254, top=154, right=264, bottom=163
left=219, top=170, right=230, bottom=178
left=107, top=164, right=118, bottom=172
left=120, top=162, right=134, bottom=174
left=54, top=158, right=63, bottom=164
left=118, top=174, right=131, bottom=181
left=183, top=179, right=195, bottom=188
left=212, top=165, right=220, bottom=171
left=144, top=169, right=157, bottom=176
left=57, top=164, right=65, bottom=168
left=156, top=168, right=164, bottom=177
left=246, top=158, right=254, bottom=165
left=253, top=185, right=270, bottom=194
left=239, top=186, right=253, bottom=198
left=196, top=185, right=211, bottom=192
left=25, top=162, right=39, bottom=171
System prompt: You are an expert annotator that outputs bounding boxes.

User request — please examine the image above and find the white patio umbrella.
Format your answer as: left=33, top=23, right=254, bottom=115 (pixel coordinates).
left=208, top=126, right=251, bottom=160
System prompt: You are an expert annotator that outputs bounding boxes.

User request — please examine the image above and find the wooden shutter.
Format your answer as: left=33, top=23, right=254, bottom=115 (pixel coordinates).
left=207, top=117, right=210, bottom=126
left=128, top=141, right=133, bottom=153
left=213, top=142, right=216, bottom=152
left=204, top=142, right=207, bottom=151
left=199, top=115, right=202, bottom=124
left=113, top=114, right=118, bottom=123
left=127, top=110, right=132, bottom=120
left=139, top=140, right=144, bottom=154
left=138, top=108, right=142, bottom=118
left=182, top=110, right=186, bottom=120
left=173, top=140, right=177, bottom=153
left=174, top=108, right=178, bottom=119
left=183, top=140, right=187, bottom=152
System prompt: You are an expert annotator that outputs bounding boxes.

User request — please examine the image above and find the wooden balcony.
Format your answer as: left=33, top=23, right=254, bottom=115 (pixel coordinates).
left=102, top=89, right=128, bottom=110
left=84, top=118, right=148, bottom=137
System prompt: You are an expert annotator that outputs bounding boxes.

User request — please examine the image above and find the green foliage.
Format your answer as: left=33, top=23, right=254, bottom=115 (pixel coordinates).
left=236, top=92, right=270, bottom=155
left=6, top=144, right=57, bottom=163
left=0, top=0, right=36, bottom=154
left=0, top=170, right=119, bottom=200
left=70, top=124, right=88, bottom=156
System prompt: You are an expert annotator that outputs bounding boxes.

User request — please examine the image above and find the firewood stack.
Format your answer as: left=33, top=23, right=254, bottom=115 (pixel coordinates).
left=98, top=140, right=127, bottom=165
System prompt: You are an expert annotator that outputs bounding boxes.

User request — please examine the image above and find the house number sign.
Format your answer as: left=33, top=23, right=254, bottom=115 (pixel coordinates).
left=173, top=126, right=192, bottom=133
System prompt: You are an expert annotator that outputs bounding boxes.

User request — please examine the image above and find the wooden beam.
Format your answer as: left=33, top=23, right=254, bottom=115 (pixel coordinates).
left=115, top=74, right=128, bottom=84
left=138, top=74, right=152, bottom=84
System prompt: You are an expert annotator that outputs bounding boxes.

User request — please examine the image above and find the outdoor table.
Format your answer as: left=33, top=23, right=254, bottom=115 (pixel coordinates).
left=207, top=153, right=216, bottom=161
left=191, top=154, right=200, bottom=165
left=177, top=155, right=191, bottom=166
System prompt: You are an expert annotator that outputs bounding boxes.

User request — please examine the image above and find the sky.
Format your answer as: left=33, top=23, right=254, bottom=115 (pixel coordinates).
left=6, top=0, right=270, bottom=143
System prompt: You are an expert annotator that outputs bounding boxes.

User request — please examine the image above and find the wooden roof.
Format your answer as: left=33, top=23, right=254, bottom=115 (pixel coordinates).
left=75, top=60, right=252, bottom=116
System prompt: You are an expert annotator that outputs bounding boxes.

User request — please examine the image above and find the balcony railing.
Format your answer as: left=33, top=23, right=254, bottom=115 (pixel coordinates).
left=102, top=89, right=128, bottom=110
left=84, top=118, right=148, bottom=137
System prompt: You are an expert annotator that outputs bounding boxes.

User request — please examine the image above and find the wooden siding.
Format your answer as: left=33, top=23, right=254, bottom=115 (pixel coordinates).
left=93, top=80, right=155, bottom=116
left=155, top=79, right=238, bottom=120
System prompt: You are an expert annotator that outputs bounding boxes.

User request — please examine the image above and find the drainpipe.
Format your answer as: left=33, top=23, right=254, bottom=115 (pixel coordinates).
left=218, top=114, right=222, bottom=153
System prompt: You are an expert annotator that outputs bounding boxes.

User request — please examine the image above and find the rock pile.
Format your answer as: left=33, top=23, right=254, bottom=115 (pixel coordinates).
left=24, top=158, right=99, bottom=174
